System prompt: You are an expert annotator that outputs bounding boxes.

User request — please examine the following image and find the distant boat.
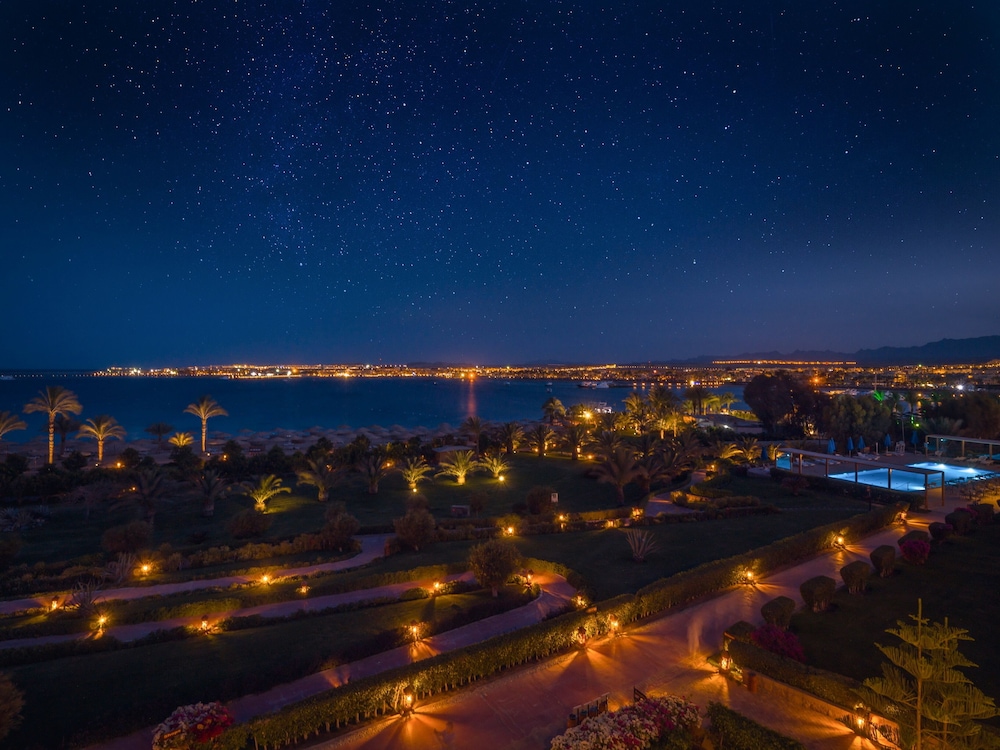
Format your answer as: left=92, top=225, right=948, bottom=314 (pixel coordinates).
left=0, top=376, right=13, bottom=381
left=578, top=380, right=611, bottom=389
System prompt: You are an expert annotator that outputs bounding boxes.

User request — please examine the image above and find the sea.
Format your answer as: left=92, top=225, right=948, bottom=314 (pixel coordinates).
left=0, top=375, right=745, bottom=445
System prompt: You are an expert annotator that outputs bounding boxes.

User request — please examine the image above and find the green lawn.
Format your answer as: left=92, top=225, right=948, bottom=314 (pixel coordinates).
left=8, top=587, right=531, bottom=749
left=792, top=523, right=1000, bottom=711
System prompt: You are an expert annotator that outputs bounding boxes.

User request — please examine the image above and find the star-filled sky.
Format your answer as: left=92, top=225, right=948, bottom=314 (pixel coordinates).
left=3, top=2, right=999, bottom=368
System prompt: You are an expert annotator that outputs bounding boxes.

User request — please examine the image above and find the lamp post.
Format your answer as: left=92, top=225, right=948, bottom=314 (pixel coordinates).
left=401, top=685, right=415, bottom=716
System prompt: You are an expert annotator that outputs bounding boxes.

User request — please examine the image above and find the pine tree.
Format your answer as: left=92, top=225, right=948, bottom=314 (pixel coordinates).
left=857, top=600, right=998, bottom=749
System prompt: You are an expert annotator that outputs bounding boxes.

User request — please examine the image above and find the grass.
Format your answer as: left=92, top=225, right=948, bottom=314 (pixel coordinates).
left=792, top=523, right=1000, bottom=711
left=8, top=587, right=532, bottom=749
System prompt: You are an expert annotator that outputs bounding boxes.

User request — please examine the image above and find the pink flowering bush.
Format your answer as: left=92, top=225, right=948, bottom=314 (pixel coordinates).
left=899, top=538, right=930, bottom=565
left=750, top=624, right=805, bottom=662
left=550, top=695, right=699, bottom=750
left=152, top=702, right=234, bottom=749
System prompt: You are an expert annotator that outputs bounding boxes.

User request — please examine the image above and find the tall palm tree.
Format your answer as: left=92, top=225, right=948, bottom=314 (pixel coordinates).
left=243, top=474, right=290, bottom=512
left=191, top=470, right=231, bottom=517
left=541, top=397, right=567, bottom=425
left=0, top=412, right=27, bottom=456
left=78, top=415, right=126, bottom=464
left=184, top=395, right=228, bottom=454
left=525, top=424, right=555, bottom=457
left=623, top=392, right=650, bottom=433
left=594, top=447, right=641, bottom=506
left=718, top=392, right=738, bottom=414
left=496, top=422, right=524, bottom=455
left=461, top=415, right=488, bottom=457
left=357, top=451, right=391, bottom=495
left=437, top=449, right=478, bottom=485
left=53, top=414, right=81, bottom=458
left=399, top=456, right=433, bottom=491
left=648, top=385, right=680, bottom=420
left=590, top=430, right=623, bottom=461
left=296, top=457, right=343, bottom=502
left=24, top=386, right=83, bottom=465
left=559, top=423, right=590, bottom=461
left=683, top=386, right=711, bottom=416
left=144, top=422, right=174, bottom=446
left=168, top=431, right=194, bottom=447
left=118, top=467, right=170, bottom=526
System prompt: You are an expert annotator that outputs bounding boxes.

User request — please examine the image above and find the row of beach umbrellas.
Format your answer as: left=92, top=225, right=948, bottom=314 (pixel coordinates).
left=827, top=432, right=919, bottom=454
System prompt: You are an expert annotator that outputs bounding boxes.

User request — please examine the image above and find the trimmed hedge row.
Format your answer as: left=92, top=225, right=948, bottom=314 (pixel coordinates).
left=706, top=702, right=806, bottom=750
left=207, top=502, right=902, bottom=749
left=728, top=640, right=861, bottom=711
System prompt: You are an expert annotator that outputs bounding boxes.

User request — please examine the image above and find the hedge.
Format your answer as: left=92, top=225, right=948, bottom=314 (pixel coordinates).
left=706, top=702, right=806, bottom=750
left=206, top=502, right=902, bottom=749
left=728, top=640, right=861, bottom=711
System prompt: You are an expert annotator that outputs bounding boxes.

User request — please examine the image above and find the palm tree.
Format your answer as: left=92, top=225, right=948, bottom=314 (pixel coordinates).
left=357, top=451, right=391, bottom=494
left=623, top=392, right=650, bottom=433
left=53, top=414, right=81, bottom=458
left=683, top=385, right=711, bottom=416
left=184, top=395, right=228, bottom=454
left=479, top=452, right=509, bottom=479
left=461, top=415, right=488, bottom=457
left=78, top=415, right=126, bottom=464
left=168, top=431, right=194, bottom=447
left=191, top=470, right=230, bottom=517
left=0, top=412, right=27, bottom=456
left=648, top=385, right=680, bottom=419
left=590, top=430, right=623, bottom=461
left=437, top=449, right=478, bottom=485
left=23, top=386, right=83, bottom=465
left=525, top=424, right=555, bottom=457
left=496, top=422, right=524, bottom=455
left=767, top=443, right=785, bottom=466
left=144, top=422, right=174, bottom=446
left=119, top=467, right=170, bottom=526
left=541, top=397, right=567, bottom=425
left=400, top=456, right=433, bottom=491
left=718, top=392, right=738, bottom=414
left=296, top=457, right=343, bottom=502
left=713, top=440, right=741, bottom=462
left=559, top=423, right=590, bottom=460
left=594, top=447, right=641, bottom=506
left=737, top=436, right=762, bottom=465
left=243, top=474, right=290, bottom=512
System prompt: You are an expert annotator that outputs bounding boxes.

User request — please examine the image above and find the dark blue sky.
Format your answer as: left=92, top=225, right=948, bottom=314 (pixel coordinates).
left=3, top=2, right=999, bottom=368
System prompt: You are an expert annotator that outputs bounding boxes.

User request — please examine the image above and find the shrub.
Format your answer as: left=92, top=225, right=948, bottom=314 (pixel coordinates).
left=928, top=522, right=953, bottom=543
left=968, top=503, right=995, bottom=525
left=760, top=596, right=796, bottom=630
left=525, top=485, right=556, bottom=517
left=839, top=561, right=871, bottom=594
left=0, top=535, right=22, bottom=571
left=780, top=476, right=808, bottom=496
left=0, top=672, right=24, bottom=743
left=750, top=624, right=805, bottom=662
left=467, top=538, right=521, bottom=597
left=898, top=529, right=930, bottom=549
left=320, top=506, right=360, bottom=552
left=869, top=545, right=896, bottom=577
left=944, top=508, right=974, bottom=535
left=799, top=575, right=836, bottom=612
left=393, top=508, right=436, bottom=551
left=227, top=510, right=272, bottom=539
left=101, top=521, right=152, bottom=554
left=899, top=538, right=930, bottom=565
left=706, top=702, right=806, bottom=750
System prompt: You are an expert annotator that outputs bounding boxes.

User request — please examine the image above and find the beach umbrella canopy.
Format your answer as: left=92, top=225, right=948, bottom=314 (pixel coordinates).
left=911, top=430, right=919, bottom=445
left=827, top=438, right=836, bottom=454
left=847, top=436, right=854, bottom=454
left=857, top=436, right=865, bottom=452
left=885, top=434, right=892, bottom=449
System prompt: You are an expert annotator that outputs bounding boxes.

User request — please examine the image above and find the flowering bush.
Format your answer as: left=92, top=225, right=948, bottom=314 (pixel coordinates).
left=750, top=624, right=805, bottom=662
left=899, top=538, right=930, bottom=565
left=152, top=702, right=234, bottom=749
left=550, top=695, right=699, bottom=750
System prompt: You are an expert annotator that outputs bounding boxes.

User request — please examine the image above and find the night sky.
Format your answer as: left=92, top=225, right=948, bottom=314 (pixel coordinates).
left=3, top=2, right=999, bottom=368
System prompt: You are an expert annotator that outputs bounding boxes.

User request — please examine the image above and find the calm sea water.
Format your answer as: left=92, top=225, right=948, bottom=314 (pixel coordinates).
left=0, top=376, right=744, bottom=444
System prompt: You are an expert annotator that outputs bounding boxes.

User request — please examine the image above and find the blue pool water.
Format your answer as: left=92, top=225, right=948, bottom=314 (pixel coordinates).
left=829, top=461, right=997, bottom=492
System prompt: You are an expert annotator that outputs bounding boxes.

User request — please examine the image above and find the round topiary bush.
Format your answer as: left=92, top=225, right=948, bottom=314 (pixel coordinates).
left=839, top=560, right=872, bottom=594
left=799, top=575, right=836, bottom=612
left=760, top=596, right=796, bottom=630
left=869, top=545, right=896, bottom=577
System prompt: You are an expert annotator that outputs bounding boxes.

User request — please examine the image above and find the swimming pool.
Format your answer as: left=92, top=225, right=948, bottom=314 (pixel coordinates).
left=828, top=461, right=998, bottom=492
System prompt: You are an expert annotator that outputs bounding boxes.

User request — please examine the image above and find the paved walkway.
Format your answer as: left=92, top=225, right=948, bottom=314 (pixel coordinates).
left=308, top=499, right=959, bottom=750
left=0, top=534, right=392, bottom=616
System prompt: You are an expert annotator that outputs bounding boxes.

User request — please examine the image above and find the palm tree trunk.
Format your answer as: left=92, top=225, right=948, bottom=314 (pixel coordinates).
left=47, top=417, right=55, bottom=465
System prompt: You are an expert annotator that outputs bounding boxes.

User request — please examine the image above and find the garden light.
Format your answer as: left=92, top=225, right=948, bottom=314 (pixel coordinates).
left=297, top=585, right=310, bottom=595
left=401, top=685, right=415, bottom=716
left=834, top=534, right=845, bottom=549
left=140, top=563, right=152, bottom=575
left=50, top=596, right=59, bottom=612
left=260, top=574, right=271, bottom=585
left=201, top=615, right=209, bottom=632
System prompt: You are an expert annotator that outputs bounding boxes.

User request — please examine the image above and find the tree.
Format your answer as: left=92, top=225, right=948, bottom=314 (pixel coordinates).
left=399, top=456, right=433, bottom=491
left=461, top=415, right=488, bottom=457
left=78, top=415, right=126, bottom=464
left=559, top=424, right=590, bottom=460
left=857, top=600, right=998, bottom=749
left=296, top=457, right=343, bottom=502
left=357, top=450, right=391, bottom=494
left=23, top=386, right=83, bottom=465
left=321, top=503, right=360, bottom=551
left=497, top=422, right=524, bottom=455
left=743, top=372, right=825, bottom=435
left=737, top=436, right=762, bottom=465
left=191, top=470, right=230, bottom=517
left=145, top=422, right=174, bottom=445
left=594, top=447, right=641, bottom=506
left=541, top=397, right=567, bottom=425
left=718, top=392, right=738, bottom=413
left=479, top=452, right=509, bottom=480
left=683, top=385, right=711, bottom=416
left=0, top=671, right=24, bottom=742
left=393, top=508, right=436, bottom=551
left=526, top=424, right=555, bottom=457
left=437, top=449, right=478, bottom=485
left=468, top=538, right=521, bottom=597
left=117, top=468, right=171, bottom=526
left=0, top=412, right=26, bottom=456
left=624, top=392, right=650, bottom=433
left=243, top=474, right=290, bottom=512
left=52, top=413, right=80, bottom=458
left=169, top=431, right=194, bottom=448
left=184, top=395, right=228, bottom=454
